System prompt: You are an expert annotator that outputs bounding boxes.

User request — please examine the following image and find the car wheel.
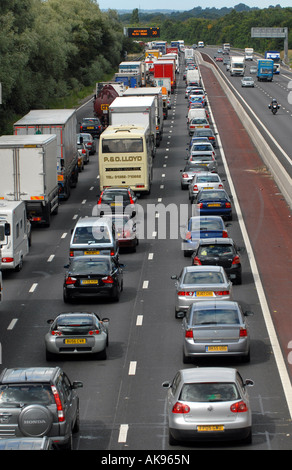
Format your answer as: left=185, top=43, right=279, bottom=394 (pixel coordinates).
left=15, top=257, right=23, bottom=272
left=63, top=289, right=72, bottom=303
left=73, top=405, right=80, bottom=433
left=98, top=346, right=107, bottom=360
left=183, top=350, right=192, bottom=364
left=46, top=350, right=56, bottom=361
left=112, top=286, right=120, bottom=302
left=236, top=273, right=242, bottom=285
left=168, top=430, right=178, bottom=446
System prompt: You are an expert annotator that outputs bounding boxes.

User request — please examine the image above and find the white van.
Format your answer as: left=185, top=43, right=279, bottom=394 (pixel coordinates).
left=0, top=201, right=30, bottom=271
left=69, top=217, right=119, bottom=259
left=187, top=108, right=207, bottom=124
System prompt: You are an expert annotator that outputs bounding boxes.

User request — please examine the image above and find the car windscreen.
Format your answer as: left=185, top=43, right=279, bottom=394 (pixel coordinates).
left=179, top=383, right=240, bottom=402
left=0, top=385, right=55, bottom=407
left=182, top=271, right=224, bottom=284
left=191, top=308, right=240, bottom=325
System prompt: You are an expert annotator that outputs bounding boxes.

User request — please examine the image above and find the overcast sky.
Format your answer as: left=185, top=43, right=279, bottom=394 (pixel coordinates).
left=98, top=1, right=291, bottom=11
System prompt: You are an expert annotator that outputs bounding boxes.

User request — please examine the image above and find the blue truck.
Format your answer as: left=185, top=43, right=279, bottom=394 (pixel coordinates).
left=257, top=59, right=274, bottom=82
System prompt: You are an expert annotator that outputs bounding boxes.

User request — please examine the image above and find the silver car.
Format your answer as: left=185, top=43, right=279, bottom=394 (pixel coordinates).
left=45, top=312, right=109, bottom=360
left=180, top=163, right=208, bottom=189
left=171, top=266, right=233, bottom=317
left=188, top=172, right=224, bottom=202
left=162, top=367, right=254, bottom=445
left=187, top=153, right=218, bottom=173
left=241, top=76, right=255, bottom=87
left=181, top=300, right=253, bottom=363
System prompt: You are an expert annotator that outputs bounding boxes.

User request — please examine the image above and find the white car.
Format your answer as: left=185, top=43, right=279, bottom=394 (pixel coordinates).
left=241, top=76, right=255, bottom=87
left=188, top=172, right=224, bottom=202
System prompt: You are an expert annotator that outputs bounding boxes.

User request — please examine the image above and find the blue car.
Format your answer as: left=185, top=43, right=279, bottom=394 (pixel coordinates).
left=182, top=215, right=229, bottom=257
left=196, top=189, right=232, bottom=220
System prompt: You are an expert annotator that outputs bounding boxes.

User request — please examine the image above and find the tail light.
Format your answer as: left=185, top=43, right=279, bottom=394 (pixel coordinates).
left=192, top=256, right=202, bottom=266
left=185, top=231, right=191, bottom=240
left=182, top=173, right=188, bottom=179
left=69, top=250, right=74, bottom=257
left=65, top=276, right=77, bottom=285
left=193, top=185, right=198, bottom=192
left=230, top=400, right=248, bottom=413
left=102, top=275, right=114, bottom=284
left=197, top=203, right=203, bottom=209
left=82, top=149, right=86, bottom=154
left=89, top=330, right=100, bottom=335
left=2, top=257, right=14, bottom=263
left=97, top=192, right=104, bottom=205
left=51, top=385, right=65, bottom=422
left=185, top=329, right=193, bottom=338
left=239, top=327, right=248, bottom=337
left=219, top=184, right=223, bottom=189
left=214, top=290, right=229, bottom=296
left=172, top=402, right=190, bottom=414
left=222, top=230, right=228, bottom=238
left=225, top=202, right=231, bottom=208
left=51, top=330, right=62, bottom=336
left=232, top=255, right=240, bottom=265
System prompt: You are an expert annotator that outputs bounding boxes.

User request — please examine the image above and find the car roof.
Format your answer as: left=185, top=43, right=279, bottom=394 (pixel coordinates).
left=0, top=367, right=59, bottom=384
left=179, top=367, right=238, bottom=383
left=197, top=237, right=234, bottom=245
left=182, top=265, right=224, bottom=273
left=190, top=300, right=239, bottom=311
left=74, top=217, right=112, bottom=227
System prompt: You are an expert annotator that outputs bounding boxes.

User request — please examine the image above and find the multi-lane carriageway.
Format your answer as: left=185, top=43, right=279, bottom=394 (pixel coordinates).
left=1, top=48, right=292, bottom=455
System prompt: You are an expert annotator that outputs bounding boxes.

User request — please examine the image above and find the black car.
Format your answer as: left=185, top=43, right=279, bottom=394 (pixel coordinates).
left=191, top=237, right=242, bottom=284
left=79, top=117, right=103, bottom=138
left=97, top=186, right=137, bottom=214
left=0, top=367, right=83, bottom=450
left=63, top=255, right=124, bottom=302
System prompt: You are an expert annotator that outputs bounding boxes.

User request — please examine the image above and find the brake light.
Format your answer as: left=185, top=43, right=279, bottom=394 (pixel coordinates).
left=230, top=400, right=248, bottom=413
left=51, top=330, right=62, bottom=336
left=239, top=328, right=248, bottom=337
left=182, top=173, right=188, bottom=179
left=193, top=185, right=198, bottom=192
left=1, top=257, right=14, bottom=263
left=102, top=275, right=114, bottom=284
left=172, top=402, right=190, bottom=414
left=65, top=276, right=77, bottom=285
left=185, top=231, right=191, bottom=240
left=197, top=203, right=203, bottom=209
left=97, top=192, right=104, bottom=205
left=82, top=149, right=86, bottom=154
left=192, top=256, right=202, bottom=265
left=222, top=230, right=228, bottom=238
left=232, top=255, right=240, bottom=265
left=219, top=184, right=223, bottom=189
left=69, top=250, right=74, bottom=257
left=214, top=290, right=229, bottom=296
left=185, top=329, right=193, bottom=338
left=89, top=330, right=100, bottom=335
left=51, top=385, right=65, bottom=422
left=225, top=202, right=231, bottom=208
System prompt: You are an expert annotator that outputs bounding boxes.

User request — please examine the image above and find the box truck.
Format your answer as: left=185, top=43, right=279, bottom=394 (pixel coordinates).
left=153, top=61, right=176, bottom=93
left=123, top=87, right=164, bottom=145
left=257, top=59, right=274, bottom=81
left=109, top=96, right=156, bottom=156
left=0, top=134, right=59, bottom=227
left=230, top=56, right=245, bottom=76
left=244, top=48, right=254, bottom=60
left=14, top=109, right=79, bottom=200
left=0, top=200, right=30, bottom=271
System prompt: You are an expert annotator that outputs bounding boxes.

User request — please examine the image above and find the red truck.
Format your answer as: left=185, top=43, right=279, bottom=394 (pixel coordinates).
left=153, top=61, right=176, bottom=94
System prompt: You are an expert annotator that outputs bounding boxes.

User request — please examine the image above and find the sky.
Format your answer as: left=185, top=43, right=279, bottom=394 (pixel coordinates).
left=97, top=0, right=291, bottom=11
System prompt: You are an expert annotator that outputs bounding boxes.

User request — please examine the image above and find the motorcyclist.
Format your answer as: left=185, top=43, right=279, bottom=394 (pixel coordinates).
left=269, top=98, right=279, bottom=109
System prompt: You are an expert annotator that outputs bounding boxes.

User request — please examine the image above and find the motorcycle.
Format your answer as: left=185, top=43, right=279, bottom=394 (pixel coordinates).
left=269, top=103, right=280, bottom=115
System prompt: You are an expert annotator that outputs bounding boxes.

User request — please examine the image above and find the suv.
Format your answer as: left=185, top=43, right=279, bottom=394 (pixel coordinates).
left=0, top=367, right=83, bottom=449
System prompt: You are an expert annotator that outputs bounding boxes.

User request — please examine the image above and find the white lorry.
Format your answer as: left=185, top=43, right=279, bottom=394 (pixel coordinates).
left=186, top=69, right=201, bottom=87
left=230, top=56, right=245, bottom=76
left=109, top=96, right=157, bottom=156
left=122, top=87, right=164, bottom=146
left=0, top=200, right=30, bottom=271
left=0, top=134, right=59, bottom=227
left=14, top=109, right=79, bottom=200
left=244, top=48, right=254, bottom=61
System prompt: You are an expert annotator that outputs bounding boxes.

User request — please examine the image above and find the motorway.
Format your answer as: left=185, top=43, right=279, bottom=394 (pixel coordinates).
left=1, top=48, right=292, bottom=457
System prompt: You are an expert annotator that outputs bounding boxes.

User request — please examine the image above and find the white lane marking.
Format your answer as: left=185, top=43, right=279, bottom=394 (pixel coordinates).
left=148, top=253, right=154, bottom=260
left=29, top=283, right=38, bottom=293
left=118, top=424, right=129, bottom=443
left=142, top=280, right=149, bottom=289
left=7, top=319, right=18, bottom=330
left=136, top=315, right=143, bottom=326
left=128, top=361, right=137, bottom=375
left=47, top=255, right=55, bottom=263
left=61, top=233, right=67, bottom=239
left=82, top=199, right=86, bottom=204
left=73, top=214, right=78, bottom=220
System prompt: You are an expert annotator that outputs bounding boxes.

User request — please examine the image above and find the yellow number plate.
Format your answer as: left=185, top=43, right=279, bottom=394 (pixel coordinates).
left=84, top=251, right=100, bottom=255
left=65, top=339, right=86, bottom=344
left=208, top=203, right=220, bottom=207
left=206, top=346, right=228, bottom=352
left=196, top=291, right=213, bottom=297
left=197, top=425, right=224, bottom=432
left=80, top=279, right=99, bottom=285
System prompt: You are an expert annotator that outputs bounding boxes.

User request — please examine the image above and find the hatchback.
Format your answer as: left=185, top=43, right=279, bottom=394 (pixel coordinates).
left=193, top=128, right=217, bottom=148
left=180, top=164, right=207, bottom=190
left=191, top=237, right=242, bottom=284
left=187, top=153, right=218, bottom=174
left=188, top=118, right=209, bottom=135
left=162, top=367, right=254, bottom=445
left=182, top=215, right=229, bottom=256
left=77, top=133, right=96, bottom=155
left=171, top=265, right=233, bottom=316
left=45, top=311, right=109, bottom=360
left=97, top=186, right=137, bottom=214
left=196, top=189, right=232, bottom=220
left=79, top=117, right=103, bottom=138
left=63, top=255, right=123, bottom=302
left=188, top=172, right=224, bottom=202
left=181, top=300, right=253, bottom=362
left=0, top=367, right=83, bottom=449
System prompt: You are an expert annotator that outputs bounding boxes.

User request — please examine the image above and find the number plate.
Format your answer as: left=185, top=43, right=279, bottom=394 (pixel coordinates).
left=208, top=203, right=220, bottom=207
left=206, top=346, right=228, bottom=352
left=197, top=425, right=224, bottom=432
left=196, top=291, right=213, bottom=297
left=65, top=339, right=86, bottom=344
left=80, top=279, right=99, bottom=285
left=84, top=250, right=100, bottom=255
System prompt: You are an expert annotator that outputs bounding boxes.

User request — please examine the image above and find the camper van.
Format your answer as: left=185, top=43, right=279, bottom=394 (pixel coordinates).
left=0, top=201, right=30, bottom=271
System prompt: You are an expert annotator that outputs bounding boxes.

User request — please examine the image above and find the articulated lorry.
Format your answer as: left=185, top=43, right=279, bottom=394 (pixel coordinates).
left=14, top=109, right=79, bottom=200
left=0, top=134, right=59, bottom=227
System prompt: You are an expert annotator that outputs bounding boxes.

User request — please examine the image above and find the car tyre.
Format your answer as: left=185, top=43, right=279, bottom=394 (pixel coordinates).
left=183, top=350, right=192, bottom=364
left=73, top=405, right=80, bottom=433
left=168, top=430, right=178, bottom=446
left=46, top=349, right=56, bottom=362
left=63, top=289, right=72, bottom=304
